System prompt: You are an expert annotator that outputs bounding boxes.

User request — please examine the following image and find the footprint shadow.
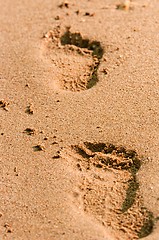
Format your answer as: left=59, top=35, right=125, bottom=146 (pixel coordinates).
left=60, top=29, right=104, bottom=90
left=61, top=142, right=154, bottom=239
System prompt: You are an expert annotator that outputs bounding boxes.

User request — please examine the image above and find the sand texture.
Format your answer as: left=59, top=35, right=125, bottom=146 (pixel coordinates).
left=1, top=0, right=159, bottom=239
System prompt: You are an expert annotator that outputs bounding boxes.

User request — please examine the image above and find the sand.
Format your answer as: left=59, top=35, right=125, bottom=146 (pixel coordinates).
left=0, top=0, right=159, bottom=239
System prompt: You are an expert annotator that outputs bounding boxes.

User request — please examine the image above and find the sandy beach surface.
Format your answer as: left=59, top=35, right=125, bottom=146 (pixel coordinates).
left=1, top=0, right=159, bottom=239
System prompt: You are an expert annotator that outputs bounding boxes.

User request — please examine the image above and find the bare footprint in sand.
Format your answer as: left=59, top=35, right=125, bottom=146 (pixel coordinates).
left=61, top=142, right=154, bottom=240
left=41, top=26, right=104, bottom=92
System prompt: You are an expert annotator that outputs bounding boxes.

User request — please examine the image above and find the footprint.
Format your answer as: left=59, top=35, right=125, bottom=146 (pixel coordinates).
left=61, top=142, right=154, bottom=239
left=41, top=26, right=103, bottom=92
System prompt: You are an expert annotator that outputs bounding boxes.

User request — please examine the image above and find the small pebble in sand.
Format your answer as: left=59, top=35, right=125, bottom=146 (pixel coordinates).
left=102, top=68, right=108, bottom=74
left=52, top=154, right=60, bottom=159
left=55, top=15, right=60, bottom=20
left=33, top=145, right=45, bottom=151
left=58, top=1, right=69, bottom=8
left=75, top=10, right=80, bottom=15
left=77, top=163, right=82, bottom=171
left=26, top=103, right=34, bottom=114
left=0, top=99, right=9, bottom=111
left=24, top=128, right=36, bottom=135
left=14, top=167, right=18, bottom=176
left=116, top=0, right=131, bottom=11
left=84, top=12, right=95, bottom=17
left=4, top=223, right=12, bottom=233
left=44, top=137, right=48, bottom=140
